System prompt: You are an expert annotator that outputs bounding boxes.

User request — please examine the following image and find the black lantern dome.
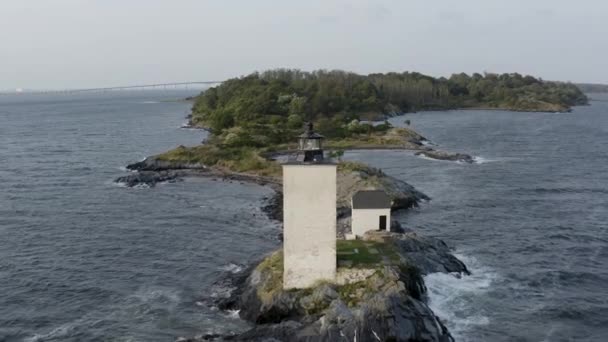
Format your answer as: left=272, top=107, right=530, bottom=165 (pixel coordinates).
left=296, top=122, right=325, bottom=163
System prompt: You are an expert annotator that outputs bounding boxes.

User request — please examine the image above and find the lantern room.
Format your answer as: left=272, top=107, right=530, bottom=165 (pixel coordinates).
left=296, top=122, right=325, bottom=163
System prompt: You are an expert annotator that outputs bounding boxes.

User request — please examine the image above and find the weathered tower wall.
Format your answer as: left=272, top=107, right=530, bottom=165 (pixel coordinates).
left=282, top=164, right=337, bottom=289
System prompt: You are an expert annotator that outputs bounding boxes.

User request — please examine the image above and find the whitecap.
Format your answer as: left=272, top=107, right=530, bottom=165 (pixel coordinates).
left=472, top=156, right=495, bottom=164
left=225, top=309, right=241, bottom=319
left=132, top=287, right=181, bottom=305
left=24, top=321, right=77, bottom=342
left=112, top=181, right=128, bottom=188
left=219, top=263, right=243, bottom=274
left=416, top=154, right=441, bottom=162
left=415, top=154, right=458, bottom=164
left=424, top=253, right=498, bottom=342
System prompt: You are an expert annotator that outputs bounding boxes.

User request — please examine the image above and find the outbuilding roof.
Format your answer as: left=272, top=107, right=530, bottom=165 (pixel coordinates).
left=352, top=190, right=392, bottom=209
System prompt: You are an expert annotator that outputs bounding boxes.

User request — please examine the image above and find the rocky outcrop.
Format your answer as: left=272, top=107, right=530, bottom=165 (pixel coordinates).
left=126, top=157, right=206, bottom=172
left=115, top=170, right=184, bottom=187
left=118, top=156, right=280, bottom=189
left=336, top=162, right=430, bottom=212
left=194, top=231, right=468, bottom=342
left=415, top=150, right=474, bottom=164
left=363, top=231, right=469, bottom=275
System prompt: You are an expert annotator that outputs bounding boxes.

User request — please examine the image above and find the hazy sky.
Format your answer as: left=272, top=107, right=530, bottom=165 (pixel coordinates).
left=1, top=0, right=606, bottom=89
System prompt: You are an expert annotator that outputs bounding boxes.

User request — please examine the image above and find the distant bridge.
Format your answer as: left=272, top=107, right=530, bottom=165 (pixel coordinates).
left=0, top=81, right=223, bottom=96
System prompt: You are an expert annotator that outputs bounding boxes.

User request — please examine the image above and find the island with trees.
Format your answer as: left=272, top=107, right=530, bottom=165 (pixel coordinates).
left=117, top=70, right=588, bottom=341
left=192, top=69, right=587, bottom=134
left=121, top=68, right=588, bottom=185
left=118, top=68, right=590, bottom=234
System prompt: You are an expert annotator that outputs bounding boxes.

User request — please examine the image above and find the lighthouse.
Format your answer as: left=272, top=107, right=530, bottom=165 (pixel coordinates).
left=282, top=123, right=337, bottom=289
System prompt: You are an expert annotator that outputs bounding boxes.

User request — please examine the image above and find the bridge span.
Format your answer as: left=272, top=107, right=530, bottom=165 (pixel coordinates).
left=0, top=81, right=223, bottom=96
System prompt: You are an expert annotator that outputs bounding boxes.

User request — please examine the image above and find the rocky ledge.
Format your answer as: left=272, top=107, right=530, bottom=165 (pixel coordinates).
left=125, top=157, right=206, bottom=172
left=261, top=162, right=429, bottom=223
left=415, top=150, right=474, bottom=164
left=116, top=158, right=429, bottom=223
left=115, top=170, right=184, bottom=187
left=188, top=230, right=468, bottom=342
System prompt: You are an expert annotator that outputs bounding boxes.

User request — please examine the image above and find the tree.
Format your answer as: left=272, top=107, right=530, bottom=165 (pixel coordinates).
left=328, top=149, right=345, bottom=161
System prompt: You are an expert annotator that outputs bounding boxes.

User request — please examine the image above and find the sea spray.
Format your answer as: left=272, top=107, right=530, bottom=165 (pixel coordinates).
left=424, top=253, right=498, bottom=342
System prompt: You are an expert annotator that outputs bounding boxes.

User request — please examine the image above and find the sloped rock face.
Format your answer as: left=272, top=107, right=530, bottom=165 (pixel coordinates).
left=262, top=164, right=429, bottom=224
left=126, top=157, right=206, bottom=171
left=363, top=231, right=470, bottom=275
left=203, top=231, right=468, bottom=342
left=227, top=266, right=451, bottom=342
left=336, top=163, right=430, bottom=212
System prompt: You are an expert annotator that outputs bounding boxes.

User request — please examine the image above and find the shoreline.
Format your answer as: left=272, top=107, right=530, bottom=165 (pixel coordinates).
left=114, top=106, right=488, bottom=341
left=181, top=104, right=578, bottom=130
left=116, top=142, right=468, bottom=341
left=187, top=229, right=469, bottom=341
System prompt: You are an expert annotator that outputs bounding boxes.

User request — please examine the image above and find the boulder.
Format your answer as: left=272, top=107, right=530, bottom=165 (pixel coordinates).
left=336, top=163, right=430, bottom=211
left=363, top=231, right=469, bottom=275
left=114, top=170, right=182, bottom=187
left=415, top=150, right=474, bottom=164
left=126, top=156, right=206, bottom=171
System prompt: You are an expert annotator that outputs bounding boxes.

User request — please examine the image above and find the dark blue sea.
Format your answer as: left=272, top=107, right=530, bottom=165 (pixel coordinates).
left=1, top=91, right=607, bottom=341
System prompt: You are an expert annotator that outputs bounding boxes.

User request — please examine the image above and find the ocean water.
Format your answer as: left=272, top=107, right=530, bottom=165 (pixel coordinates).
left=0, top=91, right=279, bottom=342
left=346, top=95, right=608, bottom=342
left=1, top=91, right=607, bottom=341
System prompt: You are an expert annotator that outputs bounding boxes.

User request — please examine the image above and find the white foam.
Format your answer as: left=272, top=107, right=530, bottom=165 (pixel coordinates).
left=472, top=156, right=495, bottom=164
left=110, top=181, right=128, bottom=188
left=416, top=154, right=440, bottom=162
left=424, top=253, right=497, bottom=342
left=225, top=309, right=241, bottom=319
left=132, top=287, right=181, bottom=304
left=219, top=263, right=243, bottom=274
left=139, top=101, right=159, bottom=104
left=24, top=321, right=78, bottom=342
left=416, top=154, right=453, bottom=163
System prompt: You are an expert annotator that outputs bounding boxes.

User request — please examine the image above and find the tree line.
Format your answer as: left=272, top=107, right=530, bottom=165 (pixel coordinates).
left=191, top=69, right=588, bottom=146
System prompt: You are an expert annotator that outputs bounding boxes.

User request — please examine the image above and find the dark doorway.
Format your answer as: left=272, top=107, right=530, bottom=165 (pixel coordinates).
left=379, top=215, right=387, bottom=231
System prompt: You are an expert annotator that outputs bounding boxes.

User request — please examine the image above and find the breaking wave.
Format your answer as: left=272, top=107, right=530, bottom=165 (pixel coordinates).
left=424, top=254, right=498, bottom=342
left=472, top=156, right=494, bottom=164
left=24, top=322, right=78, bottom=342
left=219, top=263, right=244, bottom=274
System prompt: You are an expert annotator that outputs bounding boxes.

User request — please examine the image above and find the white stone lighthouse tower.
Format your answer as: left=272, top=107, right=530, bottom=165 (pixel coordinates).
left=282, top=123, right=337, bottom=289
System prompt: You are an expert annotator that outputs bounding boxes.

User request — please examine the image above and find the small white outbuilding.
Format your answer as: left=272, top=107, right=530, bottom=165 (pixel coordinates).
left=351, top=190, right=392, bottom=237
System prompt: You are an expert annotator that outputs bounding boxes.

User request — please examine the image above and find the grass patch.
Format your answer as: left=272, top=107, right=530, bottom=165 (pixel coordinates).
left=156, top=144, right=281, bottom=177
left=255, top=251, right=284, bottom=302
left=337, top=161, right=377, bottom=174
left=337, top=240, right=383, bottom=266
left=337, top=239, right=401, bottom=268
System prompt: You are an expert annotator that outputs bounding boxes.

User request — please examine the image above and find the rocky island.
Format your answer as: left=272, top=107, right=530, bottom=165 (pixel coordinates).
left=192, top=230, right=468, bottom=342
left=118, top=69, right=586, bottom=189
left=115, top=69, right=588, bottom=341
